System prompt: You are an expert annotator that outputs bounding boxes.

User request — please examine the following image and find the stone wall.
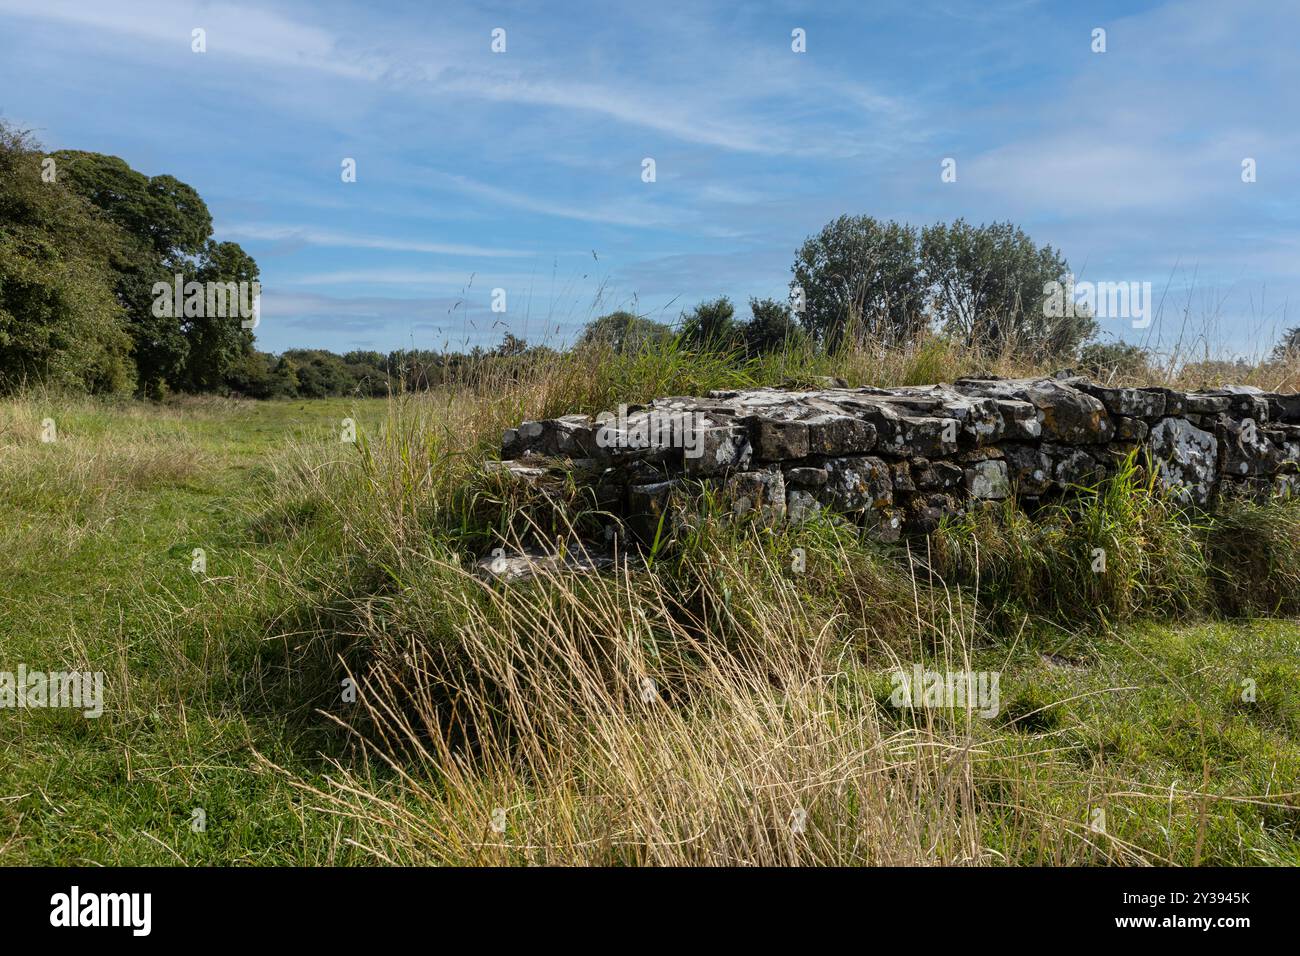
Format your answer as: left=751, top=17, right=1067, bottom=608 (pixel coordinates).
left=495, top=376, right=1300, bottom=543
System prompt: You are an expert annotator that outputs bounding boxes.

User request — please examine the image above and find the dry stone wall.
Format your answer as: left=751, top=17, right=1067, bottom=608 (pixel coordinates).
left=495, top=376, right=1300, bottom=543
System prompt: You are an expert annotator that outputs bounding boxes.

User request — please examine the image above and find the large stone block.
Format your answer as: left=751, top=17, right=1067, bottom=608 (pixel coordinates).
left=913, top=459, right=964, bottom=492
left=751, top=417, right=809, bottom=461
left=682, top=425, right=753, bottom=477
left=1218, top=416, right=1279, bottom=477
left=820, top=456, right=893, bottom=512
left=725, top=468, right=787, bottom=523
left=504, top=414, right=599, bottom=459
left=1077, top=383, right=1166, bottom=418
left=803, top=413, right=877, bottom=455
left=965, top=460, right=1010, bottom=499
left=1148, top=417, right=1219, bottom=506
left=996, top=399, right=1041, bottom=439
left=1043, top=444, right=1103, bottom=487
left=1002, top=444, right=1053, bottom=495
left=955, top=378, right=1112, bottom=444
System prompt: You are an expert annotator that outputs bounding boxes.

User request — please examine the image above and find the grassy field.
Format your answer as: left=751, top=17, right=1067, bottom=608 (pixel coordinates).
left=2, top=346, right=1300, bottom=865
left=0, top=396, right=385, bottom=864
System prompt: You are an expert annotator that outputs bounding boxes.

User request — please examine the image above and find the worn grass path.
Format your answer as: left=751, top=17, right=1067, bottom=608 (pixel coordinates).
left=0, top=397, right=384, bottom=864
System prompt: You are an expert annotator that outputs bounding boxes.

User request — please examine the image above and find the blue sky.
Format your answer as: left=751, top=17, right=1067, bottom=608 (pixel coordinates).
left=2, top=0, right=1297, bottom=357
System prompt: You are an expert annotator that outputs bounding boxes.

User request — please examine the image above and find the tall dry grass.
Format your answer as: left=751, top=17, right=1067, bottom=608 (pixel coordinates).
left=247, top=334, right=1300, bottom=866
left=286, top=539, right=1009, bottom=866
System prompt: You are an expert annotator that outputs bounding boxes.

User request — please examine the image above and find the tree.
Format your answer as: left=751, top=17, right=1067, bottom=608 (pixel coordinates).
left=792, top=216, right=927, bottom=348
left=741, top=297, right=803, bottom=355
left=50, top=148, right=257, bottom=395
left=578, top=310, right=672, bottom=353
left=491, top=331, right=529, bottom=358
left=1271, top=327, right=1300, bottom=361
left=49, top=151, right=206, bottom=393
left=679, top=297, right=738, bottom=350
left=0, top=123, right=134, bottom=394
left=920, top=219, right=1094, bottom=360
left=178, top=240, right=260, bottom=392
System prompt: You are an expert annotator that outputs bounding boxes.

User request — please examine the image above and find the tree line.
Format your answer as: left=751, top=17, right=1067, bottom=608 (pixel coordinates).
left=1, top=122, right=258, bottom=397
left=9, top=119, right=1295, bottom=400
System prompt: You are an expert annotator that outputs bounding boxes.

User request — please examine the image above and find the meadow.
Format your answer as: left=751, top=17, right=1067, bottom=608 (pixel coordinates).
left=2, top=337, right=1299, bottom=865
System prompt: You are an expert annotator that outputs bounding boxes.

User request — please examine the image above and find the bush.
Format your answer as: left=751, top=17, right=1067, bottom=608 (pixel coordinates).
left=741, top=297, right=804, bottom=356
left=577, top=310, right=673, bottom=354
left=1078, top=340, right=1155, bottom=381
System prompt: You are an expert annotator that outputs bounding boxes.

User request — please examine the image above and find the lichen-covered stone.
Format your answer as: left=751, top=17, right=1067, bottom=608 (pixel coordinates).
left=965, top=460, right=1010, bottom=499
left=1184, top=393, right=1231, bottom=416
left=890, top=460, right=916, bottom=493
left=803, top=413, right=876, bottom=456
left=682, top=425, right=753, bottom=477
left=725, top=469, right=787, bottom=523
left=1271, top=425, right=1300, bottom=466
left=1150, top=388, right=1186, bottom=417
left=955, top=378, right=1113, bottom=444
left=906, top=493, right=961, bottom=535
left=821, top=456, right=893, bottom=511
left=1149, top=417, right=1218, bottom=505
left=1218, top=416, right=1279, bottom=477
left=1115, top=416, right=1149, bottom=442
left=786, top=488, right=822, bottom=524
left=1044, top=444, right=1103, bottom=487
left=784, top=465, right=829, bottom=488
left=1077, top=383, right=1166, bottom=418
left=1218, top=386, right=1271, bottom=422
left=626, top=479, right=689, bottom=539
left=914, top=459, right=964, bottom=492
left=1267, top=393, right=1300, bottom=424
left=897, top=415, right=960, bottom=458
left=867, top=507, right=904, bottom=543
left=751, top=417, right=809, bottom=461
left=1002, top=444, right=1053, bottom=495
left=996, top=399, right=1042, bottom=439
left=475, top=549, right=621, bottom=583
left=505, top=414, right=600, bottom=458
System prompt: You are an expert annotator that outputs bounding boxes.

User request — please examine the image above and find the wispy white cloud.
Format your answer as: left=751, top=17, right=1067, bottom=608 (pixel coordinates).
left=283, top=268, right=546, bottom=287
left=218, top=223, right=534, bottom=258
left=0, top=0, right=906, bottom=158
left=429, top=171, right=680, bottom=227
left=0, top=0, right=387, bottom=78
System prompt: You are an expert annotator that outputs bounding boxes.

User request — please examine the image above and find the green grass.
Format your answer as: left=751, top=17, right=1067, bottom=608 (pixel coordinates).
left=869, top=618, right=1300, bottom=865
left=0, top=395, right=385, bottom=864
left=2, top=377, right=1299, bottom=865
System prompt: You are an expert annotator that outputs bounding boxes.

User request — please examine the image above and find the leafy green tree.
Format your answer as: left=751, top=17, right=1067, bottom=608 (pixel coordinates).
left=920, top=219, right=1094, bottom=359
left=49, top=151, right=208, bottom=392
left=46, top=152, right=211, bottom=260
left=680, top=297, right=738, bottom=350
left=0, top=123, right=134, bottom=393
left=741, top=297, right=803, bottom=355
left=578, top=310, right=672, bottom=353
left=223, top=348, right=275, bottom=398
left=491, top=331, right=529, bottom=358
left=178, top=240, right=260, bottom=391
left=269, top=355, right=301, bottom=397
left=279, top=349, right=358, bottom=398
left=50, top=148, right=257, bottom=395
left=792, top=216, right=926, bottom=348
